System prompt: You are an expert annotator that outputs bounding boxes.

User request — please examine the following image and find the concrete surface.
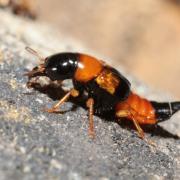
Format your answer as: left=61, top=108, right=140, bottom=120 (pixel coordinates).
left=0, top=10, right=180, bottom=180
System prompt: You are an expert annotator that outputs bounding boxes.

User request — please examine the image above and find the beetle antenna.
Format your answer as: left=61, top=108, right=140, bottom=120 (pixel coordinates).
left=25, top=46, right=44, bottom=61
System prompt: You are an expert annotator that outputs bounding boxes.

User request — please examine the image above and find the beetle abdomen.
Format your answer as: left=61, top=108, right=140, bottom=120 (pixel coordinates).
left=115, top=92, right=157, bottom=124
left=151, top=101, right=180, bottom=122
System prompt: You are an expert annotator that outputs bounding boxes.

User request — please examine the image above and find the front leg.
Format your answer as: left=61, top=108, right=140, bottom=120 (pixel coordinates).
left=45, top=89, right=79, bottom=113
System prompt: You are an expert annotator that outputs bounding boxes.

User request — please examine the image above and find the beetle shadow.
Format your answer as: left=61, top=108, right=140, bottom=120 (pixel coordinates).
left=25, top=81, right=179, bottom=139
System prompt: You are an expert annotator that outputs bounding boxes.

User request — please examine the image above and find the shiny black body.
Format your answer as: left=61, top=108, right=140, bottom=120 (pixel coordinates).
left=44, top=53, right=78, bottom=81
left=73, top=79, right=118, bottom=115
left=151, top=101, right=180, bottom=121
left=73, top=66, right=131, bottom=115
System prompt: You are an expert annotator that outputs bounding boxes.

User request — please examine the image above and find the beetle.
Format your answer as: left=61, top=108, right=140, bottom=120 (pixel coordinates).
left=25, top=47, right=180, bottom=139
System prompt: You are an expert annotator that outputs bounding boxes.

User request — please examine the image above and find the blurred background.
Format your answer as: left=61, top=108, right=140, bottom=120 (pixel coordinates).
left=3, top=0, right=180, bottom=98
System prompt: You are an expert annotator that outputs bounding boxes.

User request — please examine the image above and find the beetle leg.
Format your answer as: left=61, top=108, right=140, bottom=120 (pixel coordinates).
left=116, top=109, right=130, bottom=118
left=116, top=109, right=144, bottom=139
left=116, top=109, right=156, bottom=146
left=131, top=114, right=156, bottom=146
left=130, top=114, right=145, bottom=139
left=44, top=89, right=79, bottom=113
left=86, top=98, right=95, bottom=139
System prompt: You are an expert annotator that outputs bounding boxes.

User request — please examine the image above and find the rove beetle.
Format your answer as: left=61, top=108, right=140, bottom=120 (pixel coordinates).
left=25, top=47, right=180, bottom=140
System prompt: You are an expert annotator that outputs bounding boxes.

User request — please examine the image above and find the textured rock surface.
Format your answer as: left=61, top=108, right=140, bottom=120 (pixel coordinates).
left=0, top=10, right=179, bottom=180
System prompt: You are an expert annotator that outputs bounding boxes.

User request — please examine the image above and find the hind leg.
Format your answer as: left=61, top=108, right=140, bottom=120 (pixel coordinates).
left=116, top=109, right=156, bottom=146
left=116, top=110, right=144, bottom=139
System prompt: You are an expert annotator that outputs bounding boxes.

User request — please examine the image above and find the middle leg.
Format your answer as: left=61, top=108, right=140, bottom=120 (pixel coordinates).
left=86, top=98, right=95, bottom=138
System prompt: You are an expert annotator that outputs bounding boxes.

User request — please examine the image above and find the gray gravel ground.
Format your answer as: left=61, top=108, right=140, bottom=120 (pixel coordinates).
left=0, top=10, right=180, bottom=180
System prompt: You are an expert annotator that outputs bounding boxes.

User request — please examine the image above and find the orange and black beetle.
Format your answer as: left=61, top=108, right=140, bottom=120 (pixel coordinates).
left=25, top=47, right=180, bottom=139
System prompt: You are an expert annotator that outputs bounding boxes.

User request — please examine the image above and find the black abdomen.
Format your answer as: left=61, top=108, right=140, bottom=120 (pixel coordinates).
left=151, top=101, right=180, bottom=122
